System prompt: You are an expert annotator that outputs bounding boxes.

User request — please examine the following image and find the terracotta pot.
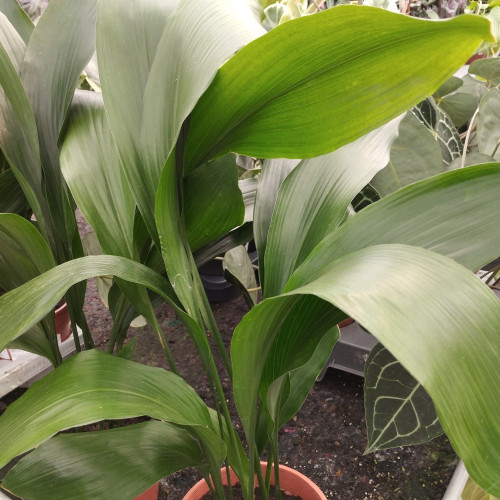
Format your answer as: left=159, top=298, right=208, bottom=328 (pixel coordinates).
left=183, top=462, right=326, bottom=500
left=338, top=317, right=354, bottom=329
left=134, top=482, right=159, bottom=500
left=55, top=301, right=72, bottom=342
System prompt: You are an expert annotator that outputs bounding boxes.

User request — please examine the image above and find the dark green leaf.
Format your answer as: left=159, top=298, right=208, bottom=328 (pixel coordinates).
left=3, top=420, right=202, bottom=500
left=364, top=343, right=443, bottom=452
left=185, top=7, right=492, bottom=169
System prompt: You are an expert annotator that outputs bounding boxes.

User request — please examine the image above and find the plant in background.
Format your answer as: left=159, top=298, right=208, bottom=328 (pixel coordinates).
left=1, top=1, right=500, bottom=499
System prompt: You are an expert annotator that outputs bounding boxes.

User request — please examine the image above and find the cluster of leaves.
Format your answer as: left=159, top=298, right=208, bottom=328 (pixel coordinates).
left=0, top=1, right=500, bottom=499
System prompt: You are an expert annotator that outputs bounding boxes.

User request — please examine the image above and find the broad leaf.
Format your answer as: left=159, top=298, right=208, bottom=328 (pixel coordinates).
left=253, top=157, right=300, bottom=287
left=0, top=255, right=180, bottom=352
left=0, top=213, right=54, bottom=290
left=263, top=117, right=401, bottom=297
left=20, top=0, right=97, bottom=253
left=0, top=349, right=217, bottom=468
left=364, top=343, right=443, bottom=452
left=185, top=7, right=493, bottom=169
left=285, top=164, right=500, bottom=286
left=184, top=153, right=245, bottom=252
left=96, top=0, right=179, bottom=238
left=2, top=420, right=203, bottom=500
left=232, top=245, right=500, bottom=496
left=61, top=91, right=136, bottom=259
left=140, top=0, right=265, bottom=173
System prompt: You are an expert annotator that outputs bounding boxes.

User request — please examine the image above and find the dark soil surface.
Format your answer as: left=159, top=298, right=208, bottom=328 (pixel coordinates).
left=0, top=214, right=459, bottom=499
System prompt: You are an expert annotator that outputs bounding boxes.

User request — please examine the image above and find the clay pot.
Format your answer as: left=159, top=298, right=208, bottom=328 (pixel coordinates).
left=183, top=462, right=326, bottom=500
left=55, top=301, right=72, bottom=342
left=134, top=482, right=159, bottom=500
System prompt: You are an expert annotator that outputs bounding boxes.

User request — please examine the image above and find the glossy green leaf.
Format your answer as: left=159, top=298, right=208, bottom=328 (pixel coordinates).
left=0, top=0, right=34, bottom=44
left=184, top=153, right=245, bottom=252
left=371, top=112, right=443, bottom=197
left=364, top=343, right=443, bottom=452
left=286, top=245, right=500, bottom=494
left=2, top=420, right=202, bottom=500
left=263, top=117, right=401, bottom=298
left=185, top=7, right=493, bottom=169
left=140, top=0, right=265, bottom=173
left=0, top=168, right=30, bottom=216
left=0, top=255, right=177, bottom=351
left=477, top=88, right=500, bottom=159
left=96, top=0, right=179, bottom=238
left=19, top=0, right=97, bottom=254
left=286, top=164, right=500, bottom=287
left=0, top=18, right=45, bottom=232
left=253, top=158, right=299, bottom=287
left=61, top=91, right=136, bottom=260
left=0, top=213, right=54, bottom=290
left=0, top=349, right=215, bottom=468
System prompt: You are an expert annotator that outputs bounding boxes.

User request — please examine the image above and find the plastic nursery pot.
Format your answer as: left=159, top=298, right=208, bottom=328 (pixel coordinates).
left=134, top=482, right=159, bottom=500
left=183, top=462, right=326, bottom=500
left=55, top=301, right=72, bottom=342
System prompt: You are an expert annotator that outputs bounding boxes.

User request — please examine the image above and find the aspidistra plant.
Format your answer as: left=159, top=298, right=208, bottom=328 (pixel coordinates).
left=0, top=0, right=97, bottom=358
left=0, top=1, right=499, bottom=499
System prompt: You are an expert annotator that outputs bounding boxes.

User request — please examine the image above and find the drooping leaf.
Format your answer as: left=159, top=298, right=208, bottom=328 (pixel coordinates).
left=2, top=420, right=203, bottom=500
left=286, top=164, right=500, bottom=285
left=233, top=244, right=500, bottom=495
left=0, top=349, right=217, bottom=468
left=364, top=343, right=443, bottom=452
left=185, top=6, right=493, bottom=169
left=0, top=254, right=179, bottom=352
